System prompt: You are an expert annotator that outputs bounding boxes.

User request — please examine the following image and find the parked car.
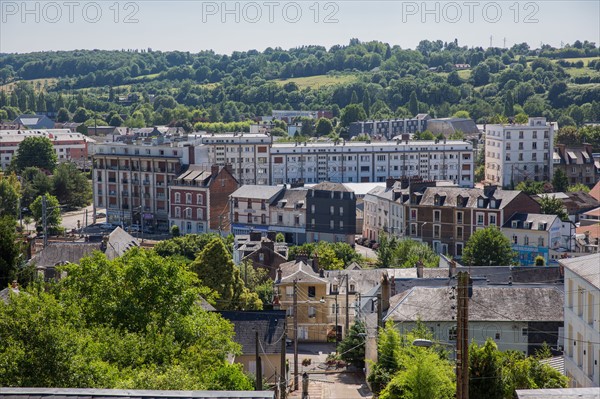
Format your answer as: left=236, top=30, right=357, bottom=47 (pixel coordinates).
left=96, top=212, right=106, bottom=218
left=99, top=223, right=114, bottom=230
left=126, top=224, right=141, bottom=233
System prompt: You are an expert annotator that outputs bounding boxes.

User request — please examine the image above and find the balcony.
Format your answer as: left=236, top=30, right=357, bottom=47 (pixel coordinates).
left=156, top=181, right=165, bottom=186
left=108, top=178, right=116, bottom=183
left=122, top=191, right=129, bottom=196
left=156, top=194, right=166, bottom=199
left=143, top=180, right=150, bottom=185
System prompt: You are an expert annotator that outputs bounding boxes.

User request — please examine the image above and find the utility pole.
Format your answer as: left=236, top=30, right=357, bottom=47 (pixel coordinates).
left=376, top=293, right=382, bottom=329
left=293, top=279, right=299, bottom=391
left=335, top=294, right=339, bottom=348
left=42, top=194, right=48, bottom=248
left=280, top=330, right=287, bottom=399
left=255, top=330, right=262, bottom=391
left=345, top=275, right=349, bottom=337
left=456, top=271, right=470, bottom=399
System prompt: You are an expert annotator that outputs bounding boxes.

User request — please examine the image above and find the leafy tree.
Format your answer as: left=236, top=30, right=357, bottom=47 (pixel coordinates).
left=171, top=224, right=180, bottom=237
left=551, top=169, right=568, bottom=192
left=0, top=216, right=20, bottom=287
left=539, top=194, right=568, bottom=220
left=315, top=117, right=333, bottom=136
left=13, top=136, right=57, bottom=172
left=0, top=174, right=20, bottom=218
left=516, top=180, right=545, bottom=195
left=534, top=255, right=546, bottom=266
left=504, top=91, right=515, bottom=116
left=383, top=238, right=439, bottom=268
left=56, top=108, right=70, bottom=122
left=408, top=91, right=419, bottom=116
left=154, top=233, right=228, bottom=262
left=463, top=226, right=515, bottom=266
left=72, top=107, right=90, bottom=123
left=469, top=339, right=504, bottom=399
left=30, top=194, right=62, bottom=233
left=567, top=183, right=590, bottom=193
left=337, top=321, right=366, bottom=368
left=275, top=232, right=285, bottom=242
left=20, top=167, right=52, bottom=209
left=109, top=114, right=124, bottom=126
left=514, top=112, right=529, bottom=124
left=341, top=104, right=366, bottom=127
left=453, top=110, right=470, bottom=119
left=190, top=238, right=262, bottom=310
left=51, top=162, right=92, bottom=209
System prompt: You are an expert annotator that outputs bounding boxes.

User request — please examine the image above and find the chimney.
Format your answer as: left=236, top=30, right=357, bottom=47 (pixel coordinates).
left=276, top=268, right=282, bottom=283
left=319, top=268, right=324, bottom=278
left=312, top=252, right=319, bottom=273
left=211, top=164, right=219, bottom=177
left=266, top=231, right=277, bottom=242
left=380, top=273, right=390, bottom=312
left=416, top=260, right=424, bottom=278
left=296, top=250, right=308, bottom=264
left=483, top=184, right=497, bottom=197
left=449, top=259, right=457, bottom=278
left=386, top=177, right=396, bottom=189
left=249, top=231, right=262, bottom=242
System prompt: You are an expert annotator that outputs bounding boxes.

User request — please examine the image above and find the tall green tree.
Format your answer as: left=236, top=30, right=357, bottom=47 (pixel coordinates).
left=30, top=194, right=62, bottom=232
left=408, top=91, right=419, bottom=116
left=315, top=117, right=333, bottom=136
left=13, top=136, right=57, bottom=172
left=463, top=226, right=515, bottom=266
left=0, top=216, right=20, bottom=287
left=551, top=169, right=568, bottom=192
left=504, top=91, right=514, bottom=116
left=0, top=174, right=20, bottom=218
left=51, top=162, right=92, bottom=209
left=539, top=194, right=568, bottom=220
left=20, top=167, right=52, bottom=209
left=337, top=321, right=366, bottom=368
left=340, top=104, right=367, bottom=127
left=190, top=238, right=262, bottom=310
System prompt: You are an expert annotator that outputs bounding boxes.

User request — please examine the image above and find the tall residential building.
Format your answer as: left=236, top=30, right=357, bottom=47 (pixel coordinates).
left=91, top=141, right=192, bottom=231
left=553, top=143, right=598, bottom=187
left=306, top=182, right=356, bottom=245
left=561, top=254, right=600, bottom=388
left=349, top=114, right=430, bottom=139
left=0, top=129, right=93, bottom=170
left=484, top=117, right=555, bottom=187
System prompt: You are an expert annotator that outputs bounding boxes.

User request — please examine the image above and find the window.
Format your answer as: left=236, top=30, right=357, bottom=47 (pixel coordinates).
left=174, top=193, right=181, bottom=204
left=339, top=207, right=344, bottom=216
left=433, top=224, right=441, bottom=238
left=185, top=208, right=192, bottom=219
left=197, top=208, right=204, bottom=220
left=519, top=153, right=523, bottom=161
left=233, top=198, right=239, bottom=208
left=330, top=220, right=334, bottom=229
left=456, top=211, right=463, bottom=224
left=410, top=209, right=417, bottom=220
left=332, top=283, right=339, bottom=293
left=433, top=210, right=441, bottom=222
left=506, top=143, right=511, bottom=150
left=308, top=307, right=316, bottom=318
left=340, top=221, right=344, bottom=229
left=532, top=131, right=537, bottom=139
left=518, top=142, right=524, bottom=150
left=311, top=205, right=315, bottom=213
left=538, top=237, right=544, bottom=247
left=524, top=236, right=529, bottom=245
left=410, top=223, right=417, bottom=236
left=532, top=142, right=537, bottom=149
left=247, top=213, right=252, bottom=222
left=456, top=226, right=463, bottom=240
left=456, top=243, right=463, bottom=256
left=186, top=193, right=192, bottom=204
left=330, top=206, right=334, bottom=215
left=495, top=332, right=501, bottom=340
left=522, top=328, right=528, bottom=336
left=513, top=235, right=517, bottom=244
left=308, top=286, right=316, bottom=298
left=196, top=194, right=203, bottom=205
left=234, top=212, right=239, bottom=222
left=476, top=213, right=484, bottom=225
left=519, top=131, right=524, bottom=139
left=175, top=207, right=181, bottom=217
left=261, top=214, right=266, bottom=224
left=448, top=326, right=457, bottom=341
left=489, top=214, right=497, bottom=226
left=278, top=214, right=283, bottom=224
left=286, top=286, right=294, bottom=297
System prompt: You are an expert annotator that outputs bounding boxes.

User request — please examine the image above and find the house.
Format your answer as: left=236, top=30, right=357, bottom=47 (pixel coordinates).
left=168, top=165, right=239, bottom=235
left=484, top=117, right=555, bottom=187
left=560, top=254, right=600, bottom=387
left=218, top=311, right=286, bottom=386
left=29, top=227, right=139, bottom=279
left=589, top=181, right=600, bottom=202
left=0, top=388, right=274, bottom=399
left=574, top=224, right=600, bottom=253
left=501, top=213, right=571, bottom=265
left=13, top=114, right=55, bottom=129
left=306, top=182, right=356, bottom=245
left=234, top=231, right=288, bottom=279
left=229, top=185, right=285, bottom=236
left=553, top=143, right=597, bottom=187
left=405, top=184, right=541, bottom=257
left=534, top=191, right=600, bottom=222
left=384, top=285, right=564, bottom=356
left=579, top=207, right=600, bottom=226
left=269, top=188, right=308, bottom=244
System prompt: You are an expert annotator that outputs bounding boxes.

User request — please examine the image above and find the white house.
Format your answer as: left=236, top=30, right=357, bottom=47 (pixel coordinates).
left=560, top=254, right=600, bottom=387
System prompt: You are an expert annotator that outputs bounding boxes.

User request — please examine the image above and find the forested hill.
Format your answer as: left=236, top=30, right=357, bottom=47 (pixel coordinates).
left=0, top=39, right=599, bottom=131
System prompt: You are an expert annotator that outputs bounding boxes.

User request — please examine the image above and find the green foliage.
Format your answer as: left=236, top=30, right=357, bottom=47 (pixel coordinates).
left=315, top=117, right=333, bottom=136
left=289, top=241, right=363, bottom=270
left=534, top=255, right=546, bottom=266
left=240, top=263, right=273, bottom=307
left=170, top=224, right=180, bottom=237
left=469, top=339, right=568, bottom=399
left=377, top=237, right=439, bottom=268
left=191, top=238, right=262, bottom=310
left=154, top=233, right=227, bottom=262
left=51, top=162, right=92, bottom=209
left=56, top=108, right=70, bottom=122
left=336, top=321, right=366, bottom=368
left=13, top=136, right=57, bottom=172
left=19, top=167, right=52, bottom=209
left=275, top=232, right=285, bottom=242
left=0, top=216, right=20, bottom=287
left=539, top=194, right=569, bottom=220
left=567, top=183, right=591, bottom=193
left=552, top=169, right=569, bottom=192
left=341, top=104, right=366, bottom=127
left=516, top=180, right=546, bottom=195
left=514, top=112, right=529, bottom=124
left=463, top=226, right=515, bottom=266
left=0, top=174, right=20, bottom=218
left=30, top=194, right=62, bottom=232
left=0, top=249, right=252, bottom=390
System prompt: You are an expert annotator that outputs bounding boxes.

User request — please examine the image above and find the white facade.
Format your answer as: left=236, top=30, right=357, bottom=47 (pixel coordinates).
left=485, top=117, right=555, bottom=187
left=562, top=255, right=600, bottom=388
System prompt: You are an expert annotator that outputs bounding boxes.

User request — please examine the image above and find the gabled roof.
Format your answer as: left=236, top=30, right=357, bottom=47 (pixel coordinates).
left=384, top=286, right=563, bottom=323
left=502, top=213, right=559, bottom=231
left=416, top=187, right=522, bottom=209
left=559, top=253, right=600, bottom=289
left=590, top=180, right=600, bottom=202
left=278, top=261, right=327, bottom=284
left=310, top=181, right=351, bottom=192
left=271, top=188, right=308, bottom=210
left=231, top=185, right=284, bottom=200
left=219, top=310, right=286, bottom=355
left=175, top=165, right=213, bottom=185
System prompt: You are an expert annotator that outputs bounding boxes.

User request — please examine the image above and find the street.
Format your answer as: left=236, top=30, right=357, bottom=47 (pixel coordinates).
left=355, top=244, right=377, bottom=260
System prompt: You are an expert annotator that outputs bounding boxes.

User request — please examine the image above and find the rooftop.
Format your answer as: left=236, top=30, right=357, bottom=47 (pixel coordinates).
left=515, top=388, right=600, bottom=399
left=230, top=185, right=284, bottom=200
left=559, top=253, right=600, bottom=289
left=218, top=310, right=286, bottom=355
left=502, top=213, right=559, bottom=231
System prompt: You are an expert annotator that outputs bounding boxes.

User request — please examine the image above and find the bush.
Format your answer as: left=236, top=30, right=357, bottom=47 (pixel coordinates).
left=170, top=224, right=180, bottom=237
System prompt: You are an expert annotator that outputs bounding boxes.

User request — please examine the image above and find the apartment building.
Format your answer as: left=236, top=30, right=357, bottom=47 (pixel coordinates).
left=229, top=185, right=285, bottom=236
left=349, top=114, right=430, bottom=139
left=405, top=184, right=541, bottom=258
left=196, top=134, right=475, bottom=187
left=92, top=141, right=191, bottom=231
left=553, top=143, right=598, bottom=187
left=269, top=188, right=308, bottom=244
left=195, top=133, right=272, bottom=185
left=561, top=254, right=600, bottom=387
left=306, top=182, right=357, bottom=245
left=270, top=140, right=474, bottom=186
left=168, top=165, right=238, bottom=235
left=484, top=117, right=555, bottom=187
left=501, top=213, right=571, bottom=266
left=0, top=129, right=92, bottom=170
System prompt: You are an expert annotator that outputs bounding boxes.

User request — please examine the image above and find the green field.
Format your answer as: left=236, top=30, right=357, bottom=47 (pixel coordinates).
left=272, top=74, right=358, bottom=89
left=552, top=56, right=599, bottom=66
left=564, top=68, right=600, bottom=78
left=131, top=73, right=160, bottom=81
left=3, top=78, right=58, bottom=93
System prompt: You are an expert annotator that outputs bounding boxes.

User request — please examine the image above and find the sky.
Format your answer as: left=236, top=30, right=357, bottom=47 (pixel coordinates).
left=0, top=1, right=599, bottom=54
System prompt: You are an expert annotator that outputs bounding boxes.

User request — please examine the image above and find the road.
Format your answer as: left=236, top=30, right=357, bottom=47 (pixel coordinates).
left=355, top=244, right=377, bottom=260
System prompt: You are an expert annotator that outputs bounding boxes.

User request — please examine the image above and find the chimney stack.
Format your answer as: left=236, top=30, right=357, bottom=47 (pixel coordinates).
left=449, top=259, right=457, bottom=278
left=276, top=267, right=282, bottom=283
left=211, top=164, right=219, bottom=177
left=381, top=273, right=391, bottom=312
left=416, top=260, right=424, bottom=278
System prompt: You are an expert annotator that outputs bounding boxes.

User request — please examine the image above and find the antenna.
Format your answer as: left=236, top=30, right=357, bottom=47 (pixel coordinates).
left=490, top=35, right=493, bottom=48
left=503, top=37, right=506, bottom=48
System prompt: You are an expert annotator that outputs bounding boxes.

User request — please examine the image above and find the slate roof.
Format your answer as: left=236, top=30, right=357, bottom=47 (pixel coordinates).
left=271, top=188, right=308, bottom=210
left=310, top=181, right=352, bottom=192
left=0, top=388, right=274, bottom=399
left=218, top=311, right=286, bottom=355
left=384, top=286, right=563, bottom=323
left=515, top=388, right=600, bottom=399
left=231, top=185, right=284, bottom=200
left=502, top=213, right=559, bottom=231
left=416, top=187, right=522, bottom=209
left=175, top=165, right=213, bottom=185
left=559, top=253, right=600, bottom=289
left=278, top=261, right=328, bottom=284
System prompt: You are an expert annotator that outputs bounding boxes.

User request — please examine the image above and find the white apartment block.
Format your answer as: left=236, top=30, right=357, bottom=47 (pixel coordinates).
left=91, top=141, right=191, bottom=231
left=561, top=254, right=600, bottom=388
left=195, top=133, right=272, bottom=185
left=270, top=140, right=474, bottom=186
left=485, top=117, right=555, bottom=187
left=0, top=129, right=93, bottom=170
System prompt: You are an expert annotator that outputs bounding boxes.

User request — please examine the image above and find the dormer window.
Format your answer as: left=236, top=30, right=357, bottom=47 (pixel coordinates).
left=512, top=221, right=518, bottom=228
left=332, top=284, right=339, bottom=293
left=456, top=195, right=463, bottom=207
left=490, top=199, right=497, bottom=208
left=477, top=198, right=485, bottom=208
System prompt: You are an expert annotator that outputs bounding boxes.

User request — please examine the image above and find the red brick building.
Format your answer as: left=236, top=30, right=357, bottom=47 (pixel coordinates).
left=168, top=165, right=238, bottom=234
